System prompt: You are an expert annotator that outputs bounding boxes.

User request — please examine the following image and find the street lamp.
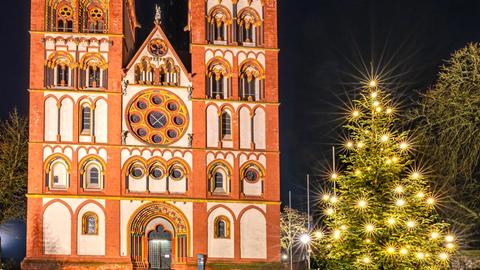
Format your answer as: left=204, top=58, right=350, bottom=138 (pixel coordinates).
left=299, top=234, right=311, bottom=269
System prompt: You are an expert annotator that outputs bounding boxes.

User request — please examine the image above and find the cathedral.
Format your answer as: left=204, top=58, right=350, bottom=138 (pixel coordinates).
left=23, top=0, right=279, bottom=269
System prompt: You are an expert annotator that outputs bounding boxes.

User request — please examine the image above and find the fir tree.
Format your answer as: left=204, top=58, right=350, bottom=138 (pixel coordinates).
left=319, top=81, right=456, bottom=269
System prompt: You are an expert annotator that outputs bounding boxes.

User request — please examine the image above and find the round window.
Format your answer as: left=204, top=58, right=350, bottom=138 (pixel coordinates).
left=245, top=169, right=259, bottom=182
left=130, top=114, right=141, bottom=123
left=171, top=169, right=183, bottom=180
left=173, top=116, right=184, bottom=126
left=137, top=128, right=147, bottom=137
left=167, top=129, right=178, bottom=139
left=148, top=111, right=167, bottom=129
left=137, top=101, right=148, bottom=110
left=152, top=134, right=163, bottom=144
left=131, top=167, right=144, bottom=178
left=167, top=102, right=178, bottom=111
left=152, top=95, right=163, bottom=105
left=151, top=168, right=163, bottom=179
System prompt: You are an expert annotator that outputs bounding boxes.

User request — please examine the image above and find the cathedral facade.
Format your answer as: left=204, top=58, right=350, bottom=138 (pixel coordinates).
left=23, top=0, right=279, bottom=269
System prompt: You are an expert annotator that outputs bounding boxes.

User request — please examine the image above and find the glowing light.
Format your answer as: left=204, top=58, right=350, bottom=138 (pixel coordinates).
left=357, top=142, right=364, bottom=148
left=386, top=108, right=393, bottom=114
left=417, top=252, right=425, bottom=259
left=416, top=192, right=425, bottom=198
left=386, top=159, right=392, bottom=165
left=412, top=172, right=420, bottom=179
left=333, top=230, right=341, bottom=239
left=392, top=157, right=398, bottom=163
left=427, top=197, right=436, bottom=205
left=371, top=91, right=378, bottom=98
left=446, top=243, right=455, bottom=249
left=365, top=224, right=375, bottom=232
left=340, top=225, right=347, bottom=230
left=346, top=141, right=354, bottom=148
left=331, top=173, right=338, bottom=180
left=357, top=200, right=368, bottom=208
left=362, top=257, right=371, bottom=264
left=330, top=196, right=338, bottom=203
left=386, top=247, right=395, bottom=253
left=387, top=218, right=396, bottom=226
left=322, top=194, right=331, bottom=201
left=400, top=142, right=409, bottom=150
left=431, top=232, right=440, bottom=239
left=445, top=235, right=455, bottom=243
left=314, top=231, right=324, bottom=239
left=325, top=208, right=334, bottom=215
left=381, top=135, right=389, bottom=142
left=439, top=253, right=449, bottom=260
left=373, top=101, right=380, bottom=107
left=406, top=220, right=416, bottom=228
left=400, top=248, right=408, bottom=255
left=365, top=238, right=371, bottom=243
left=282, top=254, right=288, bottom=260
left=369, top=80, right=377, bottom=87
left=396, top=198, right=406, bottom=207
left=376, top=107, right=382, bottom=112
left=355, top=169, right=362, bottom=175
left=300, top=234, right=311, bottom=244
left=352, top=110, right=360, bottom=117
left=394, top=186, right=404, bottom=193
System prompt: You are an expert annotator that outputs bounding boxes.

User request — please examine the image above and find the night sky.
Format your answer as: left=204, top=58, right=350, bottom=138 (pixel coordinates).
left=5, top=0, right=480, bottom=214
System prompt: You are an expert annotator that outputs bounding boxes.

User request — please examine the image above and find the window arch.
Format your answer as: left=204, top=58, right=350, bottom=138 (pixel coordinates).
left=45, top=52, right=75, bottom=88
left=134, top=57, right=155, bottom=85
left=129, top=162, right=146, bottom=179
left=80, top=103, right=93, bottom=135
left=221, top=111, right=232, bottom=140
left=168, top=163, right=186, bottom=181
left=214, top=216, right=230, bottom=238
left=47, top=0, right=75, bottom=32
left=237, top=8, right=263, bottom=46
left=82, top=212, right=99, bottom=235
left=79, top=0, right=108, bottom=33
left=148, top=163, right=166, bottom=180
left=79, top=54, right=108, bottom=89
left=80, top=157, right=105, bottom=190
left=206, top=58, right=231, bottom=99
left=45, top=155, right=71, bottom=190
left=241, top=162, right=265, bottom=184
left=207, top=6, right=232, bottom=44
left=208, top=162, right=231, bottom=195
left=239, top=61, right=265, bottom=101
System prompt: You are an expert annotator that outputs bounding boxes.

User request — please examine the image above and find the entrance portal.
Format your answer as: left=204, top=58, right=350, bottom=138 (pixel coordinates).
left=148, top=225, right=172, bottom=270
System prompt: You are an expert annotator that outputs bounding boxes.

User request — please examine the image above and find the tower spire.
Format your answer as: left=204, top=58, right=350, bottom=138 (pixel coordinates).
left=155, top=4, right=162, bottom=24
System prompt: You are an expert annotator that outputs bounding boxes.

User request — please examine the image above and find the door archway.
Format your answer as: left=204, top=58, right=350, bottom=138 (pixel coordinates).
left=128, top=202, right=190, bottom=269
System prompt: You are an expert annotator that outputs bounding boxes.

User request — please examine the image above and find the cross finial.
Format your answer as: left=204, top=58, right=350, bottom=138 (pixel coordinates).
left=155, top=4, right=162, bottom=24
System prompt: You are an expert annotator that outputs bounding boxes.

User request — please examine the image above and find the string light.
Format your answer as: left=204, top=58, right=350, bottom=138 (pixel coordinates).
left=357, top=200, right=368, bottom=208
left=362, top=257, right=371, bottom=264
left=355, top=169, right=362, bottom=175
left=387, top=218, right=396, bottom=226
left=357, top=142, right=364, bottom=148
left=386, top=108, right=393, bottom=114
left=412, top=172, right=421, bottom=179
left=333, top=230, right=341, bottom=239
left=431, top=232, right=440, bottom=239
left=416, top=252, right=425, bottom=259
left=445, top=235, right=455, bottom=243
left=365, top=224, right=375, bottom=233
left=416, top=192, right=425, bottom=198
left=391, top=157, right=398, bottom=163
left=400, top=142, right=409, bottom=150
left=300, top=234, right=311, bottom=244
left=399, top=248, right=408, bottom=255
left=381, top=135, right=389, bottom=142
left=394, top=186, right=404, bottom=193
left=446, top=243, right=455, bottom=249
left=376, top=107, right=382, bottom=112
left=365, top=238, right=372, bottom=243
left=346, top=141, right=354, bottom=148
left=369, top=80, right=377, bottom=88
left=331, top=173, right=338, bottom=180
left=322, top=194, right=331, bottom=201
left=352, top=110, right=360, bottom=117
left=396, top=198, right=406, bottom=207
left=314, top=231, right=324, bottom=239
left=386, top=246, right=395, bottom=254
left=330, top=196, right=338, bottom=203
left=373, top=101, right=380, bottom=107
left=406, top=220, right=416, bottom=228
left=426, top=197, right=436, bottom=205
left=325, top=208, right=334, bottom=215
left=340, top=225, right=347, bottom=230
left=439, top=253, right=449, bottom=260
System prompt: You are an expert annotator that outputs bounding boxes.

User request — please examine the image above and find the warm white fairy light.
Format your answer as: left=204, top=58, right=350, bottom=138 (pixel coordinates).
left=431, top=232, right=440, bottom=239
left=322, top=194, right=331, bottom=201
left=331, top=173, right=338, bottom=180
left=362, top=257, right=371, bottom=264
left=373, top=101, right=380, bottom=107
left=369, top=80, right=377, bottom=88
left=439, top=253, right=449, bottom=260
left=365, top=224, right=375, bottom=233
left=330, top=196, right=338, bottom=203
left=333, top=230, right=341, bottom=239
left=445, top=235, right=455, bottom=243
left=340, top=225, right=347, bottom=230
left=300, top=234, right=311, bottom=244
left=314, top=231, right=324, bottom=239
left=387, top=218, right=396, bottom=226
left=357, top=200, right=368, bottom=208
left=446, top=243, right=455, bottom=249
left=375, top=107, right=382, bottom=112
left=357, top=142, right=364, bottom=148
left=416, top=191, right=425, bottom=198
left=352, top=110, right=360, bottom=117
left=416, top=252, right=425, bottom=259
left=396, top=198, right=406, bottom=207
left=346, top=141, right=354, bottom=148
left=406, top=220, right=416, bottom=228
left=386, top=108, right=393, bottom=114
left=365, top=238, right=371, bottom=243
left=391, top=157, right=398, bottom=163
left=399, top=248, right=408, bottom=255
left=395, top=186, right=404, bottom=193
left=381, top=134, right=389, bottom=142
left=355, top=169, right=362, bottom=175
left=399, top=142, right=409, bottom=150
left=426, top=197, right=436, bottom=205
left=325, top=208, right=334, bottom=215
left=412, top=172, right=421, bottom=179
left=386, top=158, right=392, bottom=165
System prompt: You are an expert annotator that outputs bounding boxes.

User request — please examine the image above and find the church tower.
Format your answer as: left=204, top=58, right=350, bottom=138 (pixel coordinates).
left=23, top=0, right=279, bottom=269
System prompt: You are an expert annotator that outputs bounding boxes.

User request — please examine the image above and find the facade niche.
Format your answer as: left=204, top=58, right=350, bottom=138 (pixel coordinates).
left=134, top=57, right=180, bottom=86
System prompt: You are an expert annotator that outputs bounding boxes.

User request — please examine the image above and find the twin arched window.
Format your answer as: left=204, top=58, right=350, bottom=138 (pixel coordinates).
left=79, top=54, right=108, bottom=89
left=214, top=216, right=230, bottom=238
left=206, top=59, right=231, bottom=99
left=207, top=5, right=264, bottom=46
left=46, top=52, right=74, bottom=88
left=48, top=0, right=108, bottom=33
left=239, top=61, right=265, bottom=101
left=134, top=57, right=181, bottom=86
left=208, top=162, right=231, bottom=195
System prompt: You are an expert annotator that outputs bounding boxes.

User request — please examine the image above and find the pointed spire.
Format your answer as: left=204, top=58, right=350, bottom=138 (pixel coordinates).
left=155, top=4, right=162, bottom=25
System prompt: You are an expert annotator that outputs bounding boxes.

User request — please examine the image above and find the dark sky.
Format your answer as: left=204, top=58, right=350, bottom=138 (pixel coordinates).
left=7, top=0, right=480, bottom=213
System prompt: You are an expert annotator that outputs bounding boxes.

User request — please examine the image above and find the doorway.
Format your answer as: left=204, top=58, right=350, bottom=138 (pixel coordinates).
left=148, top=225, right=172, bottom=270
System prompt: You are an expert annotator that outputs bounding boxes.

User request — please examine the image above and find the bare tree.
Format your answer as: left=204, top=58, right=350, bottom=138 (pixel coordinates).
left=0, top=109, right=28, bottom=224
left=280, top=206, right=308, bottom=251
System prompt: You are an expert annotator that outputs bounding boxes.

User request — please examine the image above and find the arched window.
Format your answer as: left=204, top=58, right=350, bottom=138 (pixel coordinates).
left=207, top=6, right=232, bottom=44
left=80, top=104, right=93, bottom=135
left=45, top=52, right=74, bottom=88
left=239, top=61, right=265, bottom=101
left=80, top=157, right=104, bottom=190
left=221, top=111, right=232, bottom=140
left=208, top=162, right=231, bottom=195
left=56, top=4, right=74, bottom=32
left=207, top=59, right=231, bottom=99
left=214, top=216, right=230, bottom=238
left=82, top=212, right=98, bottom=235
left=237, top=8, right=262, bottom=46
left=46, top=156, right=70, bottom=190
left=79, top=54, right=107, bottom=89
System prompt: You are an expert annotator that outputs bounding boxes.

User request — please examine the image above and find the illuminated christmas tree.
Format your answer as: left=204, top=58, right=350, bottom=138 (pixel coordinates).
left=319, top=81, right=456, bottom=269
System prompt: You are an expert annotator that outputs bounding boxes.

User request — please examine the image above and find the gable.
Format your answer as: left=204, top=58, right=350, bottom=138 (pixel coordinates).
left=125, top=24, right=191, bottom=87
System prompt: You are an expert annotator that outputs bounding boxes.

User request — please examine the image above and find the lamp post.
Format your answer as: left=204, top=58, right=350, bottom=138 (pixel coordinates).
left=300, top=233, right=311, bottom=270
